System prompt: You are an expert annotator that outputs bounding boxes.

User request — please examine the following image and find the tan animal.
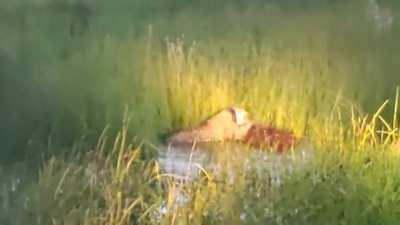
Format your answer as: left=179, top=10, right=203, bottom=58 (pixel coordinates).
left=167, top=107, right=297, bottom=152
left=167, top=107, right=252, bottom=146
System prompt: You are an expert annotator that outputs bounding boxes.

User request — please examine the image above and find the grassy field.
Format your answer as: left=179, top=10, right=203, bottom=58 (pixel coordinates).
left=1, top=0, right=400, bottom=224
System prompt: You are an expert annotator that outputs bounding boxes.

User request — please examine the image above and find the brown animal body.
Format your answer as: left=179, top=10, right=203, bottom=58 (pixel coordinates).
left=243, top=123, right=297, bottom=152
left=167, top=107, right=297, bottom=152
left=167, top=107, right=252, bottom=146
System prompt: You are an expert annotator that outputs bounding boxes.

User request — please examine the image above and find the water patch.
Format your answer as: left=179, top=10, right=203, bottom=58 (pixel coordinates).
left=157, top=141, right=315, bottom=181
left=155, top=141, right=315, bottom=220
left=158, top=144, right=212, bottom=180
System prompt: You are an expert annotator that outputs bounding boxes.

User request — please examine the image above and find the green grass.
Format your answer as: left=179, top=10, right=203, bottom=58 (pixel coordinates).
left=1, top=0, right=400, bottom=224
left=4, top=109, right=400, bottom=225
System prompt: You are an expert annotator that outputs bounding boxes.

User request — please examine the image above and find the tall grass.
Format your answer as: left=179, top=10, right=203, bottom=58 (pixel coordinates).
left=1, top=0, right=400, bottom=224
left=3, top=98, right=400, bottom=224
left=3, top=35, right=400, bottom=223
left=1, top=0, right=400, bottom=161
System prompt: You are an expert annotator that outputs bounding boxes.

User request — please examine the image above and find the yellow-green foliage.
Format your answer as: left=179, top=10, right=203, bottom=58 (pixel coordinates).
left=1, top=0, right=399, bottom=160
left=1, top=0, right=400, bottom=224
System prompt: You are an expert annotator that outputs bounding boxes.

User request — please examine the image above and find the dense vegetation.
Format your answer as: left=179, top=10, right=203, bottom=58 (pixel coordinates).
left=1, top=0, right=400, bottom=224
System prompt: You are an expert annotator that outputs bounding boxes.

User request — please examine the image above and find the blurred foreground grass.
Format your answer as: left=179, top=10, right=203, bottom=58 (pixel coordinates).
left=2, top=107, right=400, bottom=225
left=1, top=0, right=400, bottom=224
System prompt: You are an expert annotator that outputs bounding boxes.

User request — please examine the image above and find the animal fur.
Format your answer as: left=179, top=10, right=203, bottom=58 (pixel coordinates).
left=167, top=107, right=252, bottom=146
left=167, top=107, right=297, bottom=152
left=243, top=123, right=297, bottom=152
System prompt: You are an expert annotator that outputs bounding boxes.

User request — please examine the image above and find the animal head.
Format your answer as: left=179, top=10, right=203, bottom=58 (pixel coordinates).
left=167, top=106, right=253, bottom=145
left=229, top=107, right=251, bottom=126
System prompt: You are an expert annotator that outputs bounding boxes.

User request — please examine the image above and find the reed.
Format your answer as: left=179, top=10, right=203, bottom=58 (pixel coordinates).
left=1, top=1, right=400, bottom=224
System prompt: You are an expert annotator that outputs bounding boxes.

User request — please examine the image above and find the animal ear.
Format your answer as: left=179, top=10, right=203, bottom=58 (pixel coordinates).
left=230, top=107, right=247, bottom=125
left=229, top=108, right=238, bottom=124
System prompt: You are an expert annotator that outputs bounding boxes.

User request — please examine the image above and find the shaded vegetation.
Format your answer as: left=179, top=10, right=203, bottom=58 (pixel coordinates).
left=0, top=0, right=399, bottom=162
left=0, top=0, right=400, bottom=224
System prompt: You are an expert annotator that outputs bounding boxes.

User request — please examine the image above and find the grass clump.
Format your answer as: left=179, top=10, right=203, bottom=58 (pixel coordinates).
left=4, top=100, right=400, bottom=225
left=6, top=126, right=163, bottom=225
left=1, top=1, right=400, bottom=224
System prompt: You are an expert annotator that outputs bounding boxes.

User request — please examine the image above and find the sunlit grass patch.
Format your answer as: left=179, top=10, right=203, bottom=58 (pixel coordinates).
left=5, top=31, right=396, bottom=224
left=1, top=1, right=400, bottom=224
left=4, top=96, right=399, bottom=225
